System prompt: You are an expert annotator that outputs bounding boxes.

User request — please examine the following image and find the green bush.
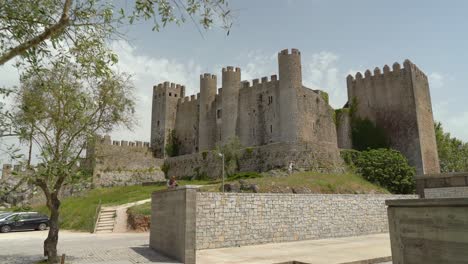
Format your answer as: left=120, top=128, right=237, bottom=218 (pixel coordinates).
left=340, top=149, right=361, bottom=168
left=354, top=149, right=415, bottom=194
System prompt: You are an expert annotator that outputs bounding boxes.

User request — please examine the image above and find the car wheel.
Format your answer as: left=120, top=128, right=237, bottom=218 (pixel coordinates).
left=38, top=223, right=47, bottom=231
left=1, top=225, right=11, bottom=233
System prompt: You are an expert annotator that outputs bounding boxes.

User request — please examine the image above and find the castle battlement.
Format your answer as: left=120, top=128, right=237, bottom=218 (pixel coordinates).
left=222, top=66, right=241, bottom=72
left=95, top=135, right=150, bottom=149
left=200, top=73, right=217, bottom=79
left=153, top=82, right=186, bottom=92
left=347, top=59, right=427, bottom=84
left=178, top=94, right=200, bottom=106
left=279, top=48, right=301, bottom=56
left=241, top=75, right=279, bottom=89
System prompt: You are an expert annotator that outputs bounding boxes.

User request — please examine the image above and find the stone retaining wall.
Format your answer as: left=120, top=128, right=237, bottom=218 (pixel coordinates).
left=195, top=193, right=417, bottom=249
left=165, top=142, right=344, bottom=179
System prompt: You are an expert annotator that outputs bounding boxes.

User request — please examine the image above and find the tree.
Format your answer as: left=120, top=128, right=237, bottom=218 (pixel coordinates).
left=0, top=0, right=233, bottom=66
left=216, top=137, right=242, bottom=177
left=12, top=61, right=134, bottom=263
left=435, top=122, right=468, bottom=172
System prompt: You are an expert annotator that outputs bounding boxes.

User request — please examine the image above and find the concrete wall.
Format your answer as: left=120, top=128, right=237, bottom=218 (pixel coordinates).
left=150, top=187, right=197, bottom=264
left=196, top=193, right=417, bottom=249
left=164, top=142, right=344, bottom=179
left=416, top=172, right=468, bottom=198
left=387, top=198, right=468, bottom=264
left=346, top=61, right=440, bottom=175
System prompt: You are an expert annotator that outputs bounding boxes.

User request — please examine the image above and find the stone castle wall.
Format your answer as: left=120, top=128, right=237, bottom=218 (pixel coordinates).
left=346, top=61, right=440, bottom=175
left=164, top=142, right=343, bottom=179
left=151, top=49, right=341, bottom=165
left=85, top=135, right=165, bottom=187
left=196, top=193, right=418, bottom=249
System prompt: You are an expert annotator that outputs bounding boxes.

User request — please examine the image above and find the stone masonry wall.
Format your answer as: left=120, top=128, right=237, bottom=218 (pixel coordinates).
left=164, top=142, right=344, bottom=179
left=196, top=193, right=417, bottom=249
left=86, top=135, right=165, bottom=187
left=346, top=61, right=439, bottom=175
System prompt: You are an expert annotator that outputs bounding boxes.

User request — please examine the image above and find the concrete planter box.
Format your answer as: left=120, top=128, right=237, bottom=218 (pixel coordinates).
left=386, top=198, right=468, bottom=264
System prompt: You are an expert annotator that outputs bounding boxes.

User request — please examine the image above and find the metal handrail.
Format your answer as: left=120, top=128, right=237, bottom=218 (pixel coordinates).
left=92, top=199, right=102, bottom=233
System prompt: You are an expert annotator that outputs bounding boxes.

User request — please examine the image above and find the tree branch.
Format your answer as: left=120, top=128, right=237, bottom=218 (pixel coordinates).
left=0, top=0, right=73, bottom=65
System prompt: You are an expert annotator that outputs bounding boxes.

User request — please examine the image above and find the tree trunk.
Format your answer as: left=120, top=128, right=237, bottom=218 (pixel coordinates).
left=44, top=194, right=61, bottom=264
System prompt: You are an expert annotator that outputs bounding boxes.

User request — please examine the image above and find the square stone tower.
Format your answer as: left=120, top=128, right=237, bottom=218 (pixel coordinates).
left=346, top=60, right=440, bottom=175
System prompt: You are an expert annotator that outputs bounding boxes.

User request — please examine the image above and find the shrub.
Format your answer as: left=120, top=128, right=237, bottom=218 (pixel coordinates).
left=354, top=149, right=415, bottom=194
left=340, top=149, right=361, bottom=168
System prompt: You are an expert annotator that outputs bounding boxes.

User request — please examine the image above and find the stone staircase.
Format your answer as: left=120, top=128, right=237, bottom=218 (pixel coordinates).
left=94, top=207, right=117, bottom=233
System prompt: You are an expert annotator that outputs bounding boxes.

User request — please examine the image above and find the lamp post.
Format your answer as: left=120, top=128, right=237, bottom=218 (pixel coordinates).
left=218, top=153, right=225, bottom=193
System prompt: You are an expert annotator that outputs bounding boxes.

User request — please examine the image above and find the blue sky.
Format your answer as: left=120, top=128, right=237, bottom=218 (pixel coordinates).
left=1, top=0, right=467, bottom=164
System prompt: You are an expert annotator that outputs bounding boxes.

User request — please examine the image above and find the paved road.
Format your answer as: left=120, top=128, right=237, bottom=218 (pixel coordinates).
left=0, top=231, right=392, bottom=264
left=197, top=233, right=392, bottom=264
left=0, top=230, right=179, bottom=264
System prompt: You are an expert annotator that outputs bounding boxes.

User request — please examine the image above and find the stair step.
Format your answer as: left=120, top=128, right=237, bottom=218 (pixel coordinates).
left=99, top=215, right=115, bottom=219
left=99, top=216, right=115, bottom=220
left=99, top=219, right=114, bottom=223
left=97, top=223, right=115, bottom=227
left=101, top=212, right=115, bottom=215
left=101, top=209, right=116, bottom=213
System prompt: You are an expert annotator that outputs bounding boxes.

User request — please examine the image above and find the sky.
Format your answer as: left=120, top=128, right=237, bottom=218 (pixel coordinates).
left=1, top=0, right=468, bottom=164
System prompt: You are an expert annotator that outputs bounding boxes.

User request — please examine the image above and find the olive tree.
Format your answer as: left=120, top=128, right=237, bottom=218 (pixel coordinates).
left=0, top=0, right=233, bottom=66
left=12, top=60, right=135, bottom=263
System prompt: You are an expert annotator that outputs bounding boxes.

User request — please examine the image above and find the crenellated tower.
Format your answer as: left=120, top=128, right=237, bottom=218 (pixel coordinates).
left=198, top=73, right=217, bottom=151
left=346, top=60, right=440, bottom=175
left=151, top=81, right=185, bottom=157
left=278, top=48, right=302, bottom=142
left=221, top=66, right=241, bottom=144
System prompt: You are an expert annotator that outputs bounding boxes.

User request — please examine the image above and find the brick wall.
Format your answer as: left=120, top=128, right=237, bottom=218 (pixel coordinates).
left=195, top=193, right=416, bottom=249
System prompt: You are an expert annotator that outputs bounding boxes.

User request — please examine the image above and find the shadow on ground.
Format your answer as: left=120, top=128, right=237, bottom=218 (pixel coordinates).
left=130, top=245, right=180, bottom=263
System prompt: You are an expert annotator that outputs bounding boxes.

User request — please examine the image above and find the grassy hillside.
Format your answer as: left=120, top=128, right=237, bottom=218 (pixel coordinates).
left=200, top=171, right=389, bottom=194
left=30, top=171, right=387, bottom=231
left=33, top=180, right=211, bottom=232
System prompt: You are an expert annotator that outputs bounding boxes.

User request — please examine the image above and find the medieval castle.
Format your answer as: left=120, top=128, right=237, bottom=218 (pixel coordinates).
left=2, top=48, right=440, bottom=184
left=149, top=48, right=439, bottom=177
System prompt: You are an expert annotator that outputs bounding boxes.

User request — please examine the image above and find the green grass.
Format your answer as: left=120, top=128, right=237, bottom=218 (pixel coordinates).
left=33, top=180, right=213, bottom=232
left=200, top=171, right=389, bottom=194
left=31, top=171, right=388, bottom=231
left=127, top=202, right=151, bottom=216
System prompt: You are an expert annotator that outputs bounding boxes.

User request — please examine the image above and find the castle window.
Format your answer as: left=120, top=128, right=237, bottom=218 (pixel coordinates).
left=217, top=109, right=222, bottom=119
left=169, top=92, right=172, bottom=96
left=270, top=125, right=272, bottom=133
left=268, top=96, right=273, bottom=105
left=157, top=120, right=160, bottom=127
left=175, top=94, right=178, bottom=97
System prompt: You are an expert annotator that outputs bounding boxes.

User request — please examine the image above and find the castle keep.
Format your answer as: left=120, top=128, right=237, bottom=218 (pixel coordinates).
left=339, top=60, right=440, bottom=174
left=151, top=49, right=337, bottom=158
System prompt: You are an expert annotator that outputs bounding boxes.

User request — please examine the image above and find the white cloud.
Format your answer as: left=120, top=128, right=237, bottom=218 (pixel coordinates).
left=429, top=72, right=444, bottom=89
left=302, top=52, right=346, bottom=108
left=109, top=40, right=203, bottom=142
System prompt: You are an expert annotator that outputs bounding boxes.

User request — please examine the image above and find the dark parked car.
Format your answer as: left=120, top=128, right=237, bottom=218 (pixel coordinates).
left=0, top=212, right=49, bottom=233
